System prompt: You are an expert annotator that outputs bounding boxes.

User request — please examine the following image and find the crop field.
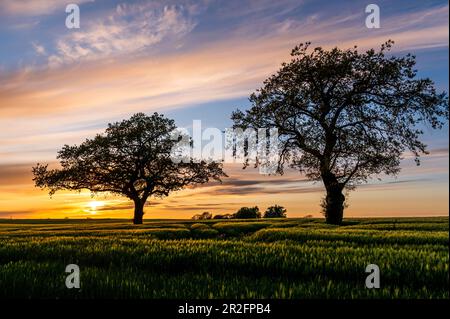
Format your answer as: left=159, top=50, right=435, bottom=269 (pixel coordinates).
left=0, top=217, right=448, bottom=299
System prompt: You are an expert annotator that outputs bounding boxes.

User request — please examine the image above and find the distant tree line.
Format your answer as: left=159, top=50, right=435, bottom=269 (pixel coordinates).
left=192, top=205, right=287, bottom=220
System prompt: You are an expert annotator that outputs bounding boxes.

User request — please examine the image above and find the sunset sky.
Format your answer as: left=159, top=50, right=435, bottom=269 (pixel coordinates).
left=0, top=0, right=448, bottom=219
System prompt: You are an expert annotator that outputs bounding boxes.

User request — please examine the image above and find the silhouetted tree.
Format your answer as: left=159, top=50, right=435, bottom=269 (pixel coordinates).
left=234, top=206, right=261, bottom=219
left=33, top=113, right=226, bottom=224
left=232, top=41, right=448, bottom=225
left=192, top=212, right=213, bottom=220
left=264, top=205, right=287, bottom=218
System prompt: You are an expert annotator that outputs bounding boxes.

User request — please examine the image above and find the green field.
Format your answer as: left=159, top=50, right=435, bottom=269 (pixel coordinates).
left=0, top=217, right=448, bottom=299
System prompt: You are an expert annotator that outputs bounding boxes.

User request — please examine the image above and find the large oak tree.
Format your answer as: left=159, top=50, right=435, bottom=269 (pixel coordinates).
left=33, top=113, right=226, bottom=224
left=231, top=41, right=448, bottom=225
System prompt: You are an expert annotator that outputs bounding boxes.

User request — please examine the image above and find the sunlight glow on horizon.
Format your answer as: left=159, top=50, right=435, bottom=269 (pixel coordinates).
left=85, top=200, right=106, bottom=214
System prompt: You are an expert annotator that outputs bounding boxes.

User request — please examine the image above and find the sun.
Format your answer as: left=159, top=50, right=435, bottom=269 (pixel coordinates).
left=87, top=200, right=105, bottom=212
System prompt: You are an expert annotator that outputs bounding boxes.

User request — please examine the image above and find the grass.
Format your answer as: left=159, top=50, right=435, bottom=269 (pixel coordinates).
left=0, top=217, right=448, bottom=299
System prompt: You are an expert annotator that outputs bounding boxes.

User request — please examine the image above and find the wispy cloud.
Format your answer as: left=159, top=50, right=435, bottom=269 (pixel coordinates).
left=0, top=0, right=94, bottom=16
left=32, top=42, right=47, bottom=56
left=8, top=20, right=40, bottom=30
left=2, top=3, right=447, bottom=118
left=48, top=3, right=197, bottom=66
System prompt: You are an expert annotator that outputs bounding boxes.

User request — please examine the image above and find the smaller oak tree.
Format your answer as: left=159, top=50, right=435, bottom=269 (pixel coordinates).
left=33, top=113, right=226, bottom=224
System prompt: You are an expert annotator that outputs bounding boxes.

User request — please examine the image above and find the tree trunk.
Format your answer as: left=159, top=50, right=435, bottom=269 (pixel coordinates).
left=324, top=186, right=345, bottom=225
left=133, top=199, right=145, bottom=225
left=321, top=172, right=345, bottom=225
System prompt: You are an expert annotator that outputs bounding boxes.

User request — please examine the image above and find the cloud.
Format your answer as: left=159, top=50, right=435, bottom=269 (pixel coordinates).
left=0, top=34, right=285, bottom=126
left=48, top=3, right=197, bottom=66
left=429, top=148, right=449, bottom=157
left=282, top=3, right=449, bottom=52
left=0, top=210, right=33, bottom=217
left=203, top=185, right=322, bottom=196
left=0, top=163, right=33, bottom=185
left=32, top=42, right=47, bottom=56
left=0, top=0, right=94, bottom=16
left=8, top=20, right=40, bottom=30
left=0, top=2, right=447, bottom=118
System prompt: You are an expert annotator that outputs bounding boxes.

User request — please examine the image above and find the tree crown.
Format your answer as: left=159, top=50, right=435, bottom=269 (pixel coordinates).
left=234, top=206, right=261, bottom=219
left=33, top=113, right=226, bottom=203
left=232, top=41, right=448, bottom=189
left=263, top=205, right=287, bottom=218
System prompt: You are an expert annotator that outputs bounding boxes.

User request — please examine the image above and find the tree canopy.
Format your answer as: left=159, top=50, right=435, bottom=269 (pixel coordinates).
left=33, top=113, right=226, bottom=224
left=234, top=206, right=261, bottom=219
left=232, top=40, right=448, bottom=224
left=263, top=205, right=287, bottom=218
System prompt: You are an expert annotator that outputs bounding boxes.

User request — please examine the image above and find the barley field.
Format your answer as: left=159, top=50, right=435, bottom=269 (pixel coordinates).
left=0, top=217, right=448, bottom=299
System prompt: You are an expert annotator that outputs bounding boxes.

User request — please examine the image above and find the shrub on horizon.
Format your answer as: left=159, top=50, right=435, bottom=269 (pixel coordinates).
left=263, top=205, right=287, bottom=218
left=192, top=212, right=213, bottom=220
left=234, top=206, right=261, bottom=219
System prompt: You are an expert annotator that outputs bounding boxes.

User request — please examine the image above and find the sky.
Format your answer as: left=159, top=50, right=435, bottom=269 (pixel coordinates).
left=0, top=0, right=448, bottom=219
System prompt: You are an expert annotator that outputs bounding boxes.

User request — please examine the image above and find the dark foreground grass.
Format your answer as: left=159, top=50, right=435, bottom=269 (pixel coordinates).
left=0, top=217, right=448, bottom=299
